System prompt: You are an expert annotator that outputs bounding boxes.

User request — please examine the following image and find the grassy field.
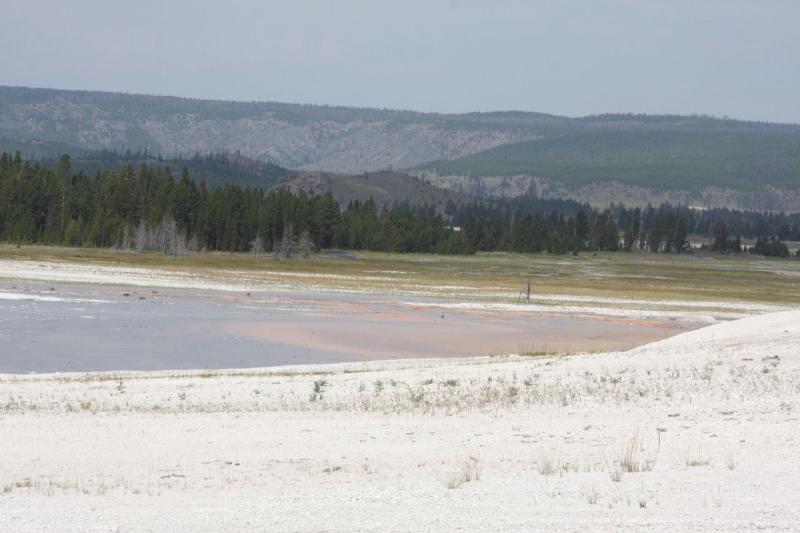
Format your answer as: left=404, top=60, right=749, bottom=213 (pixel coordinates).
left=2, top=244, right=800, bottom=308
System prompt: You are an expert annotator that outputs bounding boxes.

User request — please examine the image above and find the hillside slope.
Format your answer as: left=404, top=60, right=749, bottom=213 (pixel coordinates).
left=25, top=150, right=473, bottom=211
left=29, top=151, right=293, bottom=190
left=0, top=86, right=542, bottom=172
left=0, top=137, right=88, bottom=159
left=419, top=130, right=800, bottom=191
left=276, top=170, right=472, bottom=212
left=415, top=129, right=800, bottom=210
left=4, top=85, right=800, bottom=209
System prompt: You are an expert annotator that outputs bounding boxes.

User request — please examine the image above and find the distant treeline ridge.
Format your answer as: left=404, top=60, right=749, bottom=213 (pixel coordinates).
left=0, top=152, right=797, bottom=257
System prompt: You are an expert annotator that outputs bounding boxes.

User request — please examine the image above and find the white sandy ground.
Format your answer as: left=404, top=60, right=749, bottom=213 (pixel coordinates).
left=1, top=312, right=799, bottom=532
left=0, top=258, right=791, bottom=321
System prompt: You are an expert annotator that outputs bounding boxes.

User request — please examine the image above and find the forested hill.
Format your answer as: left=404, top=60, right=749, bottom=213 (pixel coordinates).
left=277, top=170, right=474, bottom=213
left=5, top=85, right=800, bottom=211
left=418, top=130, right=800, bottom=191
left=413, top=126, right=800, bottom=211
left=36, top=151, right=293, bottom=190
left=0, top=137, right=89, bottom=159
left=2, top=151, right=799, bottom=258
left=0, top=85, right=545, bottom=172
left=31, top=151, right=466, bottom=211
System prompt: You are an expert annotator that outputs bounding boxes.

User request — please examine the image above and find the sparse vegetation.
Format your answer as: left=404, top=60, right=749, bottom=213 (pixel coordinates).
left=4, top=244, right=800, bottom=311
left=445, top=457, right=481, bottom=489
left=619, top=430, right=657, bottom=473
left=537, top=451, right=559, bottom=476
left=608, top=462, right=624, bottom=483
left=724, top=452, right=739, bottom=471
left=685, top=451, right=711, bottom=468
left=581, top=486, right=599, bottom=505
left=310, top=380, right=328, bottom=402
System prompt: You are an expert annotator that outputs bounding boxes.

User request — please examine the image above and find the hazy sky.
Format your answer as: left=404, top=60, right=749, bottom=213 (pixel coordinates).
left=2, top=0, right=799, bottom=123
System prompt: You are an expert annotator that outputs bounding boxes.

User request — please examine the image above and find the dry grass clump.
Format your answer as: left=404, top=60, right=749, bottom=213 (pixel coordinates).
left=619, top=429, right=657, bottom=473
left=684, top=444, right=711, bottom=467
left=445, top=457, right=481, bottom=489
left=536, top=450, right=560, bottom=476
left=0, top=477, right=142, bottom=497
left=685, top=454, right=711, bottom=467
left=581, top=486, right=599, bottom=504
left=724, top=452, right=739, bottom=471
left=608, top=461, right=624, bottom=482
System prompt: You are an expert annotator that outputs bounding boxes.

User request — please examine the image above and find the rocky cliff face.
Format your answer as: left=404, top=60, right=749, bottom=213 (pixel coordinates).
left=138, top=114, right=540, bottom=172
left=0, top=87, right=539, bottom=172
left=416, top=173, right=800, bottom=212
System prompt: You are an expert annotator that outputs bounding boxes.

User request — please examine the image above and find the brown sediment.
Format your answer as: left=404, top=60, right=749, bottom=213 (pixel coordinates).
left=226, top=300, right=694, bottom=361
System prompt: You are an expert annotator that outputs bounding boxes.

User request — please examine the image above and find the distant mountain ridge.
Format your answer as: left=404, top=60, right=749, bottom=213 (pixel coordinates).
left=3, top=85, right=800, bottom=210
left=0, top=85, right=544, bottom=172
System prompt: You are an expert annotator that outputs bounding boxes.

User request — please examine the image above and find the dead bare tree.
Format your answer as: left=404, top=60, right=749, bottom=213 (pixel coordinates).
left=118, top=224, right=132, bottom=253
left=250, top=231, right=264, bottom=257
left=127, top=218, right=194, bottom=255
left=274, top=225, right=314, bottom=259
left=296, top=230, right=314, bottom=258
left=274, top=225, right=294, bottom=259
left=135, top=221, right=147, bottom=253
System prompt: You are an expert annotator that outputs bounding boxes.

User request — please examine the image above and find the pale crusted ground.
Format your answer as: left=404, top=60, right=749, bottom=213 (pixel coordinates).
left=1, top=257, right=792, bottom=321
left=1, top=312, right=799, bottom=532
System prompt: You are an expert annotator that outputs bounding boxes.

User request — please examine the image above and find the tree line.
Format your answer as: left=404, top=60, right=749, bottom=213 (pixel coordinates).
left=0, top=152, right=466, bottom=254
left=0, top=151, right=797, bottom=257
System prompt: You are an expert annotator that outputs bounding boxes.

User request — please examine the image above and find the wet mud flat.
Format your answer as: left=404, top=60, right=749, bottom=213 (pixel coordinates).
left=0, top=281, right=697, bottom=373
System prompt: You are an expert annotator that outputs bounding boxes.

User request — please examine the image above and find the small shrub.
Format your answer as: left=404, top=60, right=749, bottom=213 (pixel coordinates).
left=609, top=462, right=624, bottom=482
left=310, top=380, right=328, bottom=402
left=445, top=473, right=466, bottom=490
left=408, top=386, right=425, bottom=405
left=537, top=451, right=559, bottom=476
left=445, top=457, right=481, bottom=489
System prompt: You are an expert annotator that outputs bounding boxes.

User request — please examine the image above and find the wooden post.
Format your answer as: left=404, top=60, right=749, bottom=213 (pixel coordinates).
left=526, top=269, right=531, bottom=302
